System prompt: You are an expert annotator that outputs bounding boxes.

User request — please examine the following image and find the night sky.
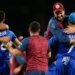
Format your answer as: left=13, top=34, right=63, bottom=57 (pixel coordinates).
left=0, top=0, right=75, bottom=37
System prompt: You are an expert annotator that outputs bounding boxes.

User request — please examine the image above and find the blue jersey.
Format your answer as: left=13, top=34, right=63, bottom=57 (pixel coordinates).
left=46, top=15, right=70, bottom=43
left=48, top=31, right=75, bottom=59
left=0, top=30, right=16, bottom=60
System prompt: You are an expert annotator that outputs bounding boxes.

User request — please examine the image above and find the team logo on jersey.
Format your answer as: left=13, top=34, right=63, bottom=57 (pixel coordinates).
left=52, top=24, right=55, bottom=28
left=55, top=4, right=60, bottom=9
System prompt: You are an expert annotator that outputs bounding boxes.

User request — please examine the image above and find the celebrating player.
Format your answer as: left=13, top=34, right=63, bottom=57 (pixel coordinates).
left=6, top=21, right=51, bottom=75
left=48, top=12, right=75, bottom=75
left=0, top=11, right=22, bottom=75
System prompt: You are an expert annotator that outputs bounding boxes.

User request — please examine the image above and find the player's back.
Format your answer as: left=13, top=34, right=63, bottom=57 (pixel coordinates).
left=0, top=30, right=16, bottom=60
left=26, top=35, right=48, bottom=71
left=56, top=32, right=75, bottom=59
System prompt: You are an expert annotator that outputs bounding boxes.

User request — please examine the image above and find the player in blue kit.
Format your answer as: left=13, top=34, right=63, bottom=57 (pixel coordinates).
left=44, top=31, right=56, bottom=75
left=45, top=2, right=75, bottom=44
left=0, top=11, right=23, bottom=75
left=48, top=12, right=75, bottom=75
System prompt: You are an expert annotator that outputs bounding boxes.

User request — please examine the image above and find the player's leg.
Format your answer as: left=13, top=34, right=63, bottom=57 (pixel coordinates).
left=67, top=58, right=75, bottom=75
left=56, top=58, right=67, bottom=75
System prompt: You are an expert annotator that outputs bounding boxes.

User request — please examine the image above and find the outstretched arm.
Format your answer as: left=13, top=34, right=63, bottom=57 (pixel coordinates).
left=0, top=24, right=9, bottom=30
left=5, top=38, right=29, bottom=56
left=49, top=20, right=70, bottom=43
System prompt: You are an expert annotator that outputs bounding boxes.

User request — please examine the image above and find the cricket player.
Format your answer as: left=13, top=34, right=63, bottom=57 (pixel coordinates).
left=0, top=11, right=22, bottom=75
left=48, top=12, right=75, bottom=75
left=5, top=21, right=51, bottom=75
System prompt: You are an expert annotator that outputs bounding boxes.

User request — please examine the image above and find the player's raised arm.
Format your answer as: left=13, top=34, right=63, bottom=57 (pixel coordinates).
left=49, top=20, right=70, bottom=43
left=0, top=24, right=9, bottom=30
left=0, top=36, right=10, bottom=43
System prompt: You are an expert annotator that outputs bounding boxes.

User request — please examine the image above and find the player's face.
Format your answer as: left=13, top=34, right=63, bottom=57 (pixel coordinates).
left=54, top=11, right=65, bottom=21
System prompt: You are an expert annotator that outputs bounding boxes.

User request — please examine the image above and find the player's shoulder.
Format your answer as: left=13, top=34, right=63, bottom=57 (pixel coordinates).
left=49, top=17, right=57, bottom=23
left=7, top=30, right=15, bottom=34
left=39, top=35, right=48, bottom=41
left=22, top=37, right=30, bottom=42
left=3, top=24, right=9, bottom=29
left=6, top=30, right=16, bottom=36
left=49, top=17, right=57, bottom=22
left=48, top=17, right=57, bottom=27
left=20, top=37, right=30, bottom=45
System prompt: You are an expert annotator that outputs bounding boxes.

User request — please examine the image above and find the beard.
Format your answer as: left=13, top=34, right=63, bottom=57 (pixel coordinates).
left=57, top=16, right=64, bottom=21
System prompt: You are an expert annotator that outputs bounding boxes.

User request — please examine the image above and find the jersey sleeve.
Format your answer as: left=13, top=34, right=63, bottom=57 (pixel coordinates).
left=17, top=37, right=29, bottom=51
left=48, top=36, right=58, bottom=46
left=49, top=20, right=70, bottom=43
left=9, top=31, right=17, bottom=41
left=15, top=55, right=26, bottom=64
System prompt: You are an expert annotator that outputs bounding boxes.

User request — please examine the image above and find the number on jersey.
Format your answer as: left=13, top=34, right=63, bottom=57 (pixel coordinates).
left=0, top=43, right=7, bottom=51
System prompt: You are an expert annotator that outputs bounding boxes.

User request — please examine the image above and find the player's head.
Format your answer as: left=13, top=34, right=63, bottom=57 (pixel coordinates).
left=29, top=21, right=40, bottom=36
left=18, top=36, right=24, bottom=41
left=68, top=12, right=75, bottom=26
left=0, top=11, right=5, bottom=23
left=53, top=2, right=65, bottom=21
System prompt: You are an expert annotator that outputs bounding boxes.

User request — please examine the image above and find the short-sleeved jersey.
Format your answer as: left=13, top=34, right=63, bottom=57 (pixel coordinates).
left=48, top=31, right=75, bottom=59
left=0, top=30, right=16, bottom=60
left=44, top=15, right=70, bottom=43
left=18, top=35, right=50, bottom=71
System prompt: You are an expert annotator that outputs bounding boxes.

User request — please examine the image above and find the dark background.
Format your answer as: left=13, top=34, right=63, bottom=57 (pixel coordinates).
left=0, top=0, right=75, bottom=37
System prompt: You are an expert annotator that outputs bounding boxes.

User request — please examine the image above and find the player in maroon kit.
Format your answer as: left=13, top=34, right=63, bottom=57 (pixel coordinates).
left=6, top=21, right=51, bottom=75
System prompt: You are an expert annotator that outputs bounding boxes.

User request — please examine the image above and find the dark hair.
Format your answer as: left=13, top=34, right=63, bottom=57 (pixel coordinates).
left=0, top=11, right=5, bottom=22
left=29, top=21, right=40, bottom=33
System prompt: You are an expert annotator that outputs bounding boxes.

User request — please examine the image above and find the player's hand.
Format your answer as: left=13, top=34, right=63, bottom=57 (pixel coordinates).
left=14, top=66, right=22, bottom=74
left=1, top=36, right=10, bottom=43
left=64, top=26, right=75, bottom=34
left=10, top=59, right=13, bottom=65
left=2, top=24, right=9, bottom=30
left=53, top=61, right=56, bottom=65
left=5, top=41, right=12, bottom=48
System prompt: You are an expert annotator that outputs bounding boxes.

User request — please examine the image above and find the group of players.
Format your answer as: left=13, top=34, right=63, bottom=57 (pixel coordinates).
left=0, top=11, right=26, bottom=75
left=0, top=2, right=75, bottom=75
left=44, top=2, right=75, bottom=75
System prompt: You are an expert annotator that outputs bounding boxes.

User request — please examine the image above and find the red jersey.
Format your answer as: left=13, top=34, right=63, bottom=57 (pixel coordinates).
left=18, top=35, right=50, bottom=72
